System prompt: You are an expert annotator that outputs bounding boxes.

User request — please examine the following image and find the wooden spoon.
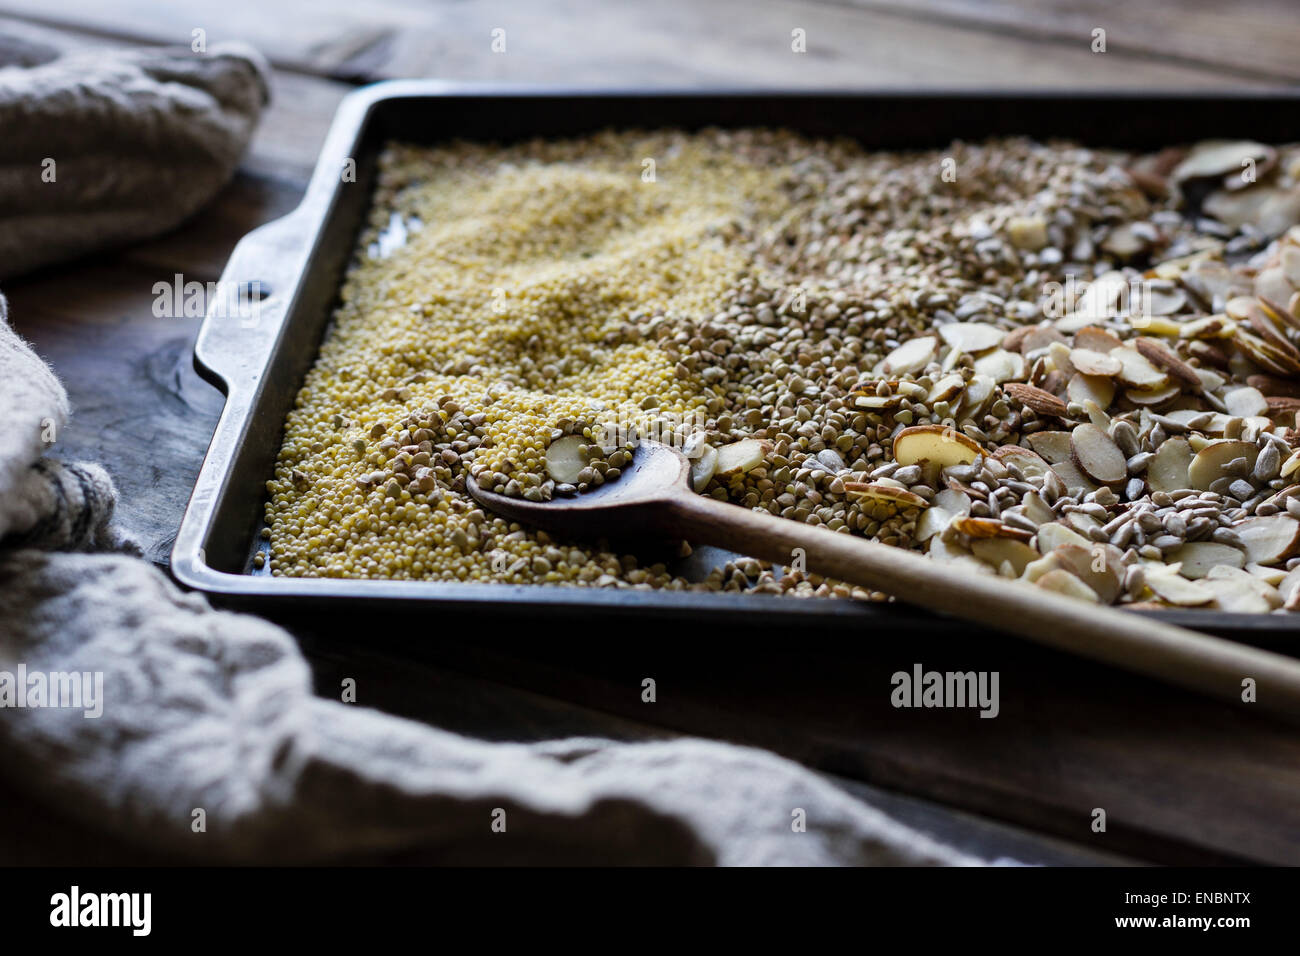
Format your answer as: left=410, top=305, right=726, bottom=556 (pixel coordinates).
left=470, top=441, right=1300, bottom=721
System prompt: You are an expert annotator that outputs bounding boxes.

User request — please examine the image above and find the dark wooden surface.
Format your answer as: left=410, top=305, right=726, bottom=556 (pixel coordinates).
left=2, top=0, right=1298, bottom=866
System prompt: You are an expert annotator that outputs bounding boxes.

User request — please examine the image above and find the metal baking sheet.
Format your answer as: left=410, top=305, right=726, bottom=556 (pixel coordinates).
left=171, top=82, right=1300, bottom=643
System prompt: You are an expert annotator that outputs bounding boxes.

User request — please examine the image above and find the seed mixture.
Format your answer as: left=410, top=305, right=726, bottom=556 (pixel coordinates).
left=265, top=130, right=1300, bottom=612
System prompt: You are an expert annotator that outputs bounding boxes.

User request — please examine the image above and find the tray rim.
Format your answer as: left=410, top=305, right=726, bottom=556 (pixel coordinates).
left=171, top=80, right=1300, bottom=638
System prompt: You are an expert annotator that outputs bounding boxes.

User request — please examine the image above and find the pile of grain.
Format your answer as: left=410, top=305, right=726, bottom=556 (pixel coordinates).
left=264, top=129, right=1300, bottom=611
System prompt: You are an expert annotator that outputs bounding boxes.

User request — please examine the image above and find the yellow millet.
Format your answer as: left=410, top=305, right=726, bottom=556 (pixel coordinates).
left=265, top=129, right=796, bottom=585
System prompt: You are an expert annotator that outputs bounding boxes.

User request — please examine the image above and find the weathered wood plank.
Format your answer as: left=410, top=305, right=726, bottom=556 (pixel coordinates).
left=367, top=0, right=1255, bottom=88
left=846, top=0, right=1300, bottom=83
left=402, top=626, right=1300, bottom=865
left=0, top=0, right=1249, bottom=87
left=289, top=624, right=1132, bottom=865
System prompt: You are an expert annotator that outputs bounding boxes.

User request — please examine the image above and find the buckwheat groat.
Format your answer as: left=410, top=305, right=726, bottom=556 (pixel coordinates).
left=265, top=131, right=1300, bottom=611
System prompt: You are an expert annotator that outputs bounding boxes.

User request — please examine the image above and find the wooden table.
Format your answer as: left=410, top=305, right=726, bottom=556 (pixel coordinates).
left=3, top=0, right=1298, bottom=866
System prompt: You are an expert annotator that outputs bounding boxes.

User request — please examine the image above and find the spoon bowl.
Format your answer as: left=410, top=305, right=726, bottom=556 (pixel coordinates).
left=468, top=441, right=692, bottom=540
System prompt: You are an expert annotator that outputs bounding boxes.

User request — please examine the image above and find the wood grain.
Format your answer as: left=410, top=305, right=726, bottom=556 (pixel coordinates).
left=848, top=0, right=1300, bottom=83
left=403, top=621, right=1300, bottom=864
left=0, top=0, right=1261, bottom=87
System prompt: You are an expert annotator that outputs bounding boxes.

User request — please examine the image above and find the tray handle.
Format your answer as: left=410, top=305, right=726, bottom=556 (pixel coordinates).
left=192, top=208, right=313, bottom=401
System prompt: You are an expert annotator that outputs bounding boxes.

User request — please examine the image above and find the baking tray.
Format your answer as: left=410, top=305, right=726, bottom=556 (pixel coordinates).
left=171, top=82, right=1300, bottom=644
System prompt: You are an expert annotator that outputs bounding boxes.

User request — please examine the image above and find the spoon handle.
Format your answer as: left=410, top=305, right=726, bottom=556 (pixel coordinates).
left=665, top=491, right=1300, bottom=721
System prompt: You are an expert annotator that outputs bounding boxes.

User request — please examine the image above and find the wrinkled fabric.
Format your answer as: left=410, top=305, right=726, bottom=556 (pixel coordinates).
left=0, top=39, right=269, bottom=280
left=0, top=36, right=1003, bottom=865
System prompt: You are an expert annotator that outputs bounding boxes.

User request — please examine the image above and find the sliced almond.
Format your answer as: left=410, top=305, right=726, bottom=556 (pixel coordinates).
left=1002, top=325, right=1034, bottom=353
left=973, top=348, right=1027, bottom=384
left=1249, top=562, right=1291, bottom=586
left=1024, top=430, right=1074, bottom=464
left=1047, top=341, right=1077, bottom=378
left=892, top=425, right=982, bottom=467
left=1279, top=565, right=1300, bottom=606
left=1018, top=491, right=1056, bottom=526
left=1053, top=543, right=1124, bottom=604
left=690, top=444, right=718, bottom=493
left=991, top=445, right=1050, bottom=480
left=1237, top=330, right=1300, bottom=376
left=1128, top=315, right=1186, bottom=337
left=1179, top=315, right=1237, bottom=339
left=927, top=373, right=966, bottom=403
left=1242, top=300, right=1300, bottom=358
left=1282, top=245, right=1300, bottom=286
left=1065, top=510, right=1104, bottom=537
left=1143, top=565, right=1215, bottom=606
left=1111, top=345, right=1169, bottom=389
left=1262, top=484, right=1300, bottom=509
left=1004, top=382, right=1068, bottom=418
left=1020, top=325, right=1068, bottom=354
left=1035, top=569, right=1100, bottom=603
left=1147, top=437, right=1193, bottom=492
left=1139, top=282, right=1188, bottom=317
left=1069, top=348, right=1122, bottom=377
left=1266, top=395, right=1300, bottom=413
left=1034, top=521, right=1091, bottom=553
left=876, top=336, right=939, bottom=376
left=1167, top=541, right=1245, bottom=579
left=933, top=488, right=973, bottom=515
left=1073, top=326, right=1123, bottom=353
left=1070, top=423, right=1126, bottom=485
left=1226, top=294, right=1264, bottom=321
left=1173, top=140, right=1275, bottom=185
left=1058, top=272, right=1128, bottom=332
left=928, top=534, right=973, bottom=564
left=545, top=435, right=589, bottom=484
left=1125, top=384, right=1181, bottom=407
left=1021, top=552, right=1063, bottom=584
left=1282, top=451, right=1300, bottom=480
left=843, top=482, right=929, bottom=510
left=1102, top=222, right=1153, bottom=259
left=916, top=503, right=955, bottom=542
left=1259, top=294, right=1300, bottom=332
left=1082, top=399, right=1112, bottom=430
left=959, top=374, right=997, bottom=417
left=950, top=515, right=1032, bottom=542
left=1233, top=514, right=1300, bottom=566
left=1202, top=568, right=1282, bottom=613
left=1196, top=367, right=1229, bottom=392
left=1223, top=386, right=1269, bottom=418
left=1187, top=439, right=1258, bottom=491
left=1134, top=338, right=1200, bottom=389
left=938, top=322, right=1003, bottom=354
left=970, top=537, right=1039, bottom=575
left=714, top=438, right=771, bottom=477
left=1051, top=459, right=1100, bottom=497
left=1207, top=565, right=1282, bottom=595
left=1162, top=408, right=1230, bottom=436
left=852, top=391, right=906, bottom=411
left=1067, top=373, right=1116, bottom=409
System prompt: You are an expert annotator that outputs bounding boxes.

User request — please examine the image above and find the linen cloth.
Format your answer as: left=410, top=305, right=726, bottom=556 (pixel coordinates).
left=0, top=33, right=1000, bottom=865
